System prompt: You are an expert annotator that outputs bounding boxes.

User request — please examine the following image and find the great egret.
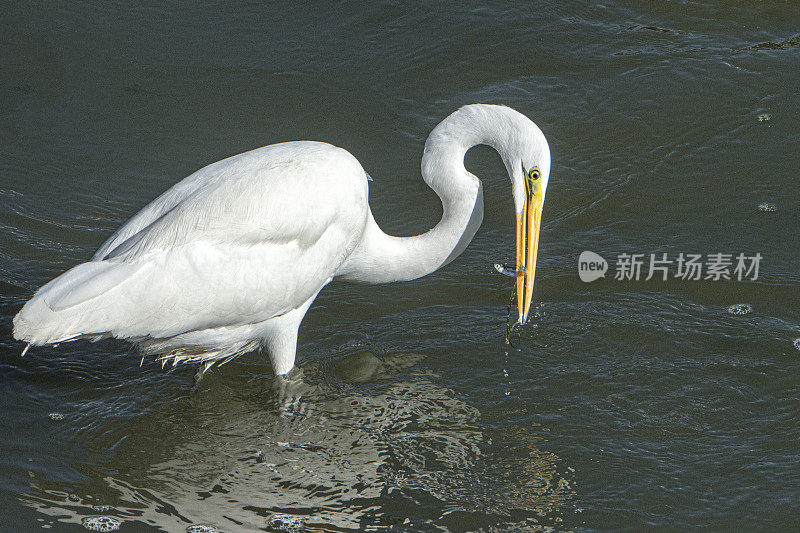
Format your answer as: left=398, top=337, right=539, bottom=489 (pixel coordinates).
left=13, top=104, right=550, bottom=375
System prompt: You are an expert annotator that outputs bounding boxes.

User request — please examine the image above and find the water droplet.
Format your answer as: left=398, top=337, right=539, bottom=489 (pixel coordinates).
left=758, top=202, right=777, bottom=212
left=81, top=516, right=121, bottom=532
left=68, top=494, right=80, bottom=502
left=187, top=526, right=217, bottom=533
left=758, top=112, right=771, bottom=122
left=49, top=413, right=65, bottom=421
left=268, top=513, right=305, bottom=532
left=793, top=338, right=800, bottom=351
left=727, top=303, right=753, bottom=316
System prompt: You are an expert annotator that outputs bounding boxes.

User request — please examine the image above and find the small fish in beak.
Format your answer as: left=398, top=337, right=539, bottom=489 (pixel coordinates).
left=494, top=263, right=519, bottom=278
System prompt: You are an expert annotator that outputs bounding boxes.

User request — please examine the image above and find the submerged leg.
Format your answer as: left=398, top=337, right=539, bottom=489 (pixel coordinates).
left=271, top=366, right=308, bottom=412
left=193, top=360, right=215, bottom=386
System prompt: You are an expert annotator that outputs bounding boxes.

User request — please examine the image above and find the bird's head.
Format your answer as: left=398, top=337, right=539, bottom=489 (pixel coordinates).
left=423, top=103, right=550, bottom=324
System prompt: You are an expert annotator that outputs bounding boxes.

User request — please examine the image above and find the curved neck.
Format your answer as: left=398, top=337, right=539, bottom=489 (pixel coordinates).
left=339, top=105, right=523, bottom=284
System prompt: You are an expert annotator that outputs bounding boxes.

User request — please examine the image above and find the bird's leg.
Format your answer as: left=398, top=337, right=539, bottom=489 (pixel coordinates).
left=263, top=289, right=321, bottom=376
left=266, top=323, right=301, bottom=376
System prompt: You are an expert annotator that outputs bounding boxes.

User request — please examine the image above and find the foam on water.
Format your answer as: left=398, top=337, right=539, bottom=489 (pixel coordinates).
left=268, top=514, right=305, bottom=532
left=186, top=525, right=217, bottom=533
left=81, top=516, right=121, bottom=532
left=727, top=304, right=753, bottom=316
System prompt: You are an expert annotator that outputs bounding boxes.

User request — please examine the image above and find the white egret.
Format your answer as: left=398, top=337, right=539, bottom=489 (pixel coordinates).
left=13, top=104, right=550, bottom=375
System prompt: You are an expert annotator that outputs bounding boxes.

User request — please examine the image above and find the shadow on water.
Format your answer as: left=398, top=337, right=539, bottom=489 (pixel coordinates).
left=21, top=351, right=571, bottom=532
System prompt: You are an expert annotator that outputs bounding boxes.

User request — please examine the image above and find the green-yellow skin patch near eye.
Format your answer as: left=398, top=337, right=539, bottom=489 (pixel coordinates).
left=525, top=166, right=542, bottom=199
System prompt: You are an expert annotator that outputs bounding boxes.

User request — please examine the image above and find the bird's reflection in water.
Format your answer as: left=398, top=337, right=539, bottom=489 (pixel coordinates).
left=24, top=352, right=572, bottom=531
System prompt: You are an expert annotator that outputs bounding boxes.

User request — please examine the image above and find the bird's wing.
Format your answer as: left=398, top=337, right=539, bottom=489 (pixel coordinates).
left=94, top=142, right=343, bottom=261
left=100, top=144, right=348, bottom=262
left=15, top=142, right=369, bottom=344
left=92, top=161, right=216, bottom=261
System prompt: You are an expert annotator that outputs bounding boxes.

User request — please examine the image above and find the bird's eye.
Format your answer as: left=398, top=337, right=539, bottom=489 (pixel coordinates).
left=529, top=168, right=540, bottom=181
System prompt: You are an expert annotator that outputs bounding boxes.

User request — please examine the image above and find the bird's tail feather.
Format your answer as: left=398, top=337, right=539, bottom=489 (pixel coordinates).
left=13, top=260, right=265, bottom=372
left=12, top=260, right=141, bottom=346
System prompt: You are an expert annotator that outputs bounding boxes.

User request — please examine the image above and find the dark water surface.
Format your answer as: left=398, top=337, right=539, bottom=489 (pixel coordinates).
left=2, top=1, right=799, bottom=531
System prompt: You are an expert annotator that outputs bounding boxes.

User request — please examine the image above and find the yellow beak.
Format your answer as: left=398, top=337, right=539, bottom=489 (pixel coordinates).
left=515, top=185, right=543, bottom=324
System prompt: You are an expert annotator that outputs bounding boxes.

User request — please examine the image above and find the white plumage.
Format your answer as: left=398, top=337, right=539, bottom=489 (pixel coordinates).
left=13, top=104, right=551, bottom=375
